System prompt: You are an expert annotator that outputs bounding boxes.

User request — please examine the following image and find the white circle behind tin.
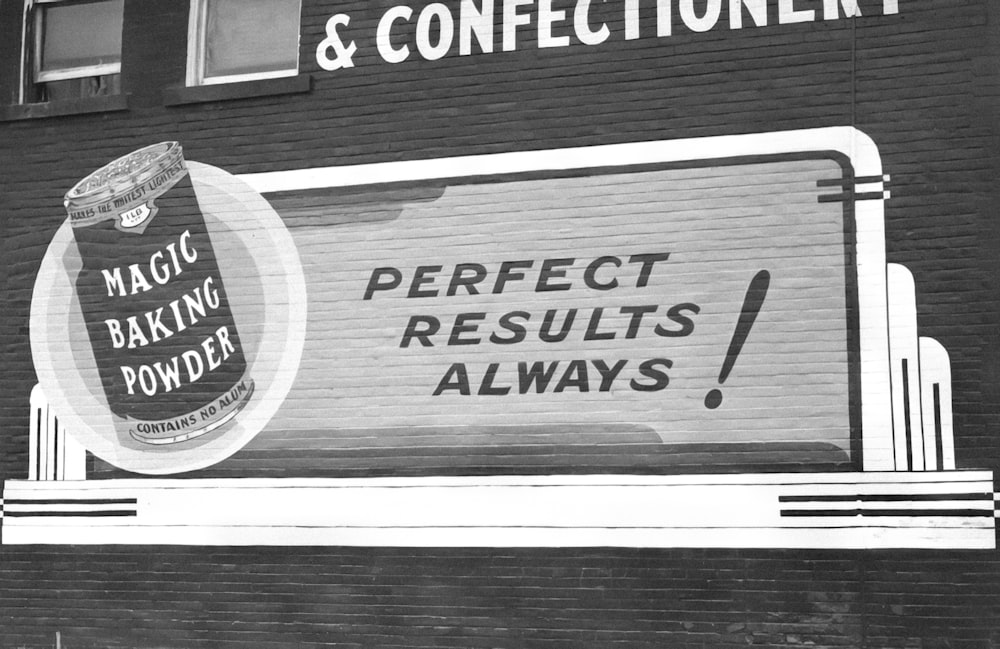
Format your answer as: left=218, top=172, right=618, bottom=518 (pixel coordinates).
left=30, top=161, right=307, bottom=475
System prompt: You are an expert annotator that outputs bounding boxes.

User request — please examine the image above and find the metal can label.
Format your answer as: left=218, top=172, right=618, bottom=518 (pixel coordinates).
left=66, top=143, right=254, bottom=446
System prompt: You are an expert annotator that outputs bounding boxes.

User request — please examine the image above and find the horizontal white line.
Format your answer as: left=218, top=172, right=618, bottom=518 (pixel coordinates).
left=3, top=525, right=993, bottom=549
left=2, top=521, right=993, bottom=529
left=5, top=472, right=993, bottom=493
left=236, top=127, right=883, bottom=193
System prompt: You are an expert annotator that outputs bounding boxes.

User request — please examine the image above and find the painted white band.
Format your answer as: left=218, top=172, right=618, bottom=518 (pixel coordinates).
left=2, top=472, right=994, bottom=549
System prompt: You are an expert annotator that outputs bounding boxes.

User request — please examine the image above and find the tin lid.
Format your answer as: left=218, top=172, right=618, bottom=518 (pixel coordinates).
left=64, top=141, right=184, bottom=213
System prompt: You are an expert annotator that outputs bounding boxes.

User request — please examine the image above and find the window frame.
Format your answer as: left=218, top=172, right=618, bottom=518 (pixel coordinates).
left=20, top=0, right=124, bottom=103
left=186, top=0, right=301, bottom=87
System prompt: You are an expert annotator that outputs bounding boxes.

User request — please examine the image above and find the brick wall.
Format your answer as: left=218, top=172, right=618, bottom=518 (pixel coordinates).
left=1, top=0, right=999, bottom=646
left=3, top=548, right=999, bottom=649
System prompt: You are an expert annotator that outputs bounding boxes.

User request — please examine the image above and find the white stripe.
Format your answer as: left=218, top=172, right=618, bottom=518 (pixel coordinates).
left=238, top=127, right=885, bottom=194
left=2, top=525, right=994, bottom=549
left=3, top=472, right=993, bottom=493
left=919, top=338, right=955, bottom=470
left=2, top=472, right=994, bottom=548
left=854, top=181, right=884, bottom=193
left=887, top=264, right=923, bottom=470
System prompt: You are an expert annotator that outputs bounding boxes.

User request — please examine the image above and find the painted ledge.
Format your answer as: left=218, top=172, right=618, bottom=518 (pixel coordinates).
left=163, top=74, right=312, bottom=106
left=0, top=94, right=129, bottom=122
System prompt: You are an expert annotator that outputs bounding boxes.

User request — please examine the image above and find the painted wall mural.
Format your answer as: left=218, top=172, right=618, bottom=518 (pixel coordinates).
left=1, top=127, right=994, bottom=549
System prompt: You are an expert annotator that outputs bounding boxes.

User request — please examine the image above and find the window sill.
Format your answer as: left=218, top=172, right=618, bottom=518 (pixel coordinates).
left=163, top=74, right=311, bottom=106
left=0, top=94, right=129, bottom=122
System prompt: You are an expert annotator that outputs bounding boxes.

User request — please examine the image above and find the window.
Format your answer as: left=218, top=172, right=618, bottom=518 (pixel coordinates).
left=187, top=0, right=301, bottom=86
left=23, top=0, right=124, bottom=103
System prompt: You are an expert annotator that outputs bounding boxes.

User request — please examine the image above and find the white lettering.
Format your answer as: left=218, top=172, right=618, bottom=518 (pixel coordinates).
left=416, top=3, right=455, bottom=60
left=106, top=319, right=125, bottom=348
left=574, top=0, right=610, bottom=45
left=121, top=366, right=138, bottom=395
left=538, top=0, right=570, bottom=48
left=138, top=365, right=158, bottom=397
left=204, top=276, right=221, bottom=310
left=624, top=0, right=640, bottom=39
left=127, top=264, right=153, bottom=295
left=680, top=0, right=721, bottom=32
left=179, top=229, right=197, bottom=264
left=126, top=316, right=149, bottom=349
left=145, top=307, right=172, bottom=343
left=154, top=358, right=182, bottom=393
left=657, top=0, right=672, bottom=36
left=182, top=350, right=204, bottom=383
left=824, top=0, right=860, bottom=18
left=202, top=337, right=222, bottom=371
left=149, top=251, right=171, bottom=284
left=460, top=0, right=494, bottom=54
left=378, top=6, right=413, bottom=63
left=503, top=0, right=533, bottom=51
left=102, top=268, right=126, bottom=297
left=216, top=325, right=236, bottom=357
left=730, top=0, right=767, bottom=28
left=779, top=0, right=815, bottom=23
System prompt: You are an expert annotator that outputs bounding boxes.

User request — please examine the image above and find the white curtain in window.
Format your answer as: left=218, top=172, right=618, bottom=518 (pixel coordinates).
left=40, top=0, right=124, bottom=73
left=204, top=0, right=300, bottom=78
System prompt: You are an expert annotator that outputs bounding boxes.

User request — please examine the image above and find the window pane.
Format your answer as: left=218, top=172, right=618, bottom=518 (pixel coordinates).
left=40, top=0, right=124, bottom=73
left=204, top=0, right=300, bottom=79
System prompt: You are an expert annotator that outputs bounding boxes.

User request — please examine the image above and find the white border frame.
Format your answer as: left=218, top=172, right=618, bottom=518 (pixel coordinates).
left=241, top=126, right=895, bottom=471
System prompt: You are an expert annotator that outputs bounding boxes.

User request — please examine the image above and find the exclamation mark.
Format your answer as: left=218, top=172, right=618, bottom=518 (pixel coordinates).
left=704, top=270, right=771, bottom=409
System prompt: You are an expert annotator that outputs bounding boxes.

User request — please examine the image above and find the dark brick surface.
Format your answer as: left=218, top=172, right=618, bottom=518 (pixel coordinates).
left=1, top=0, right=999, bottom=646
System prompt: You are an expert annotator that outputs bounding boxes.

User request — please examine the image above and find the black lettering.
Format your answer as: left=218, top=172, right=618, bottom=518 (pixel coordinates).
left=447, top=263, right=488, bottom=296
left=554, top=360, right=589, bottom=392
left=408, top=265, right=442, bottom=298
left=400, top=315, right=441, bottom=347
left=539, top=308, right=577, bottom=343
left=433, top=363, right=471, bottom=395
left=654, top=303, right=700, bottom=337
left=517, top=361, right=560, bottom=393
left=449, top=312, right=486, bottom=345
left=584, top=307, right=616, bottom=341
left=629, top=358, right=672, bottom=392
left=619, top=305, right=658, bottom=338
left=592, top=359, right=628, bottom=391
left=629, top=252, right=671, bottom=288
left=583, top=256, right=621, bottom=291
left=478, top=363, right=511, bottom=395
left=489, top=311, right=530, bottom=345
left=536, top=257, right=575, bottom=292
left=364, top=267, right=403, bottom=299
left=493, top=260, right=534, bottom=294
